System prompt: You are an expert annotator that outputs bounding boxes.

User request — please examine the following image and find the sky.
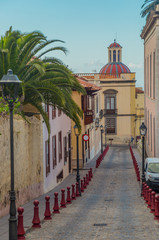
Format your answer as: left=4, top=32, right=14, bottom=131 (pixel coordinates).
left=0, top=0, right=146, bottom=88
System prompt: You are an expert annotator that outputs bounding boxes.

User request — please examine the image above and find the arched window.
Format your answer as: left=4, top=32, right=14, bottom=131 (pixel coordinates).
left=113, top=50, right=116, bottom=62
left=118, top=50, right=120, bottom=62
left=109, top=50, right=111, bottom=62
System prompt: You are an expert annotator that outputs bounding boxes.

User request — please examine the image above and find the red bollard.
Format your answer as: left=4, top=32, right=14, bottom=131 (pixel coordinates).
left=32, top=200, right=41, bottom=228
left=88, top=170, right=91, bottom=181
left=53, top=192, right=60, bottom=213
left=71, top=184, right=76, bottom=200
left=81, top=179, right=84, bottom=193
left=60, top=189, right=66, bottom=208
left=141, top=183, right=145, bottom=197
left=154, top=195, right=159, bottom=220
left=90, top=168, right=93, bottom=178
left=144, top=184, right=147, bottom=200
left=150, top=191, right=156, bottom=213
left=83, top=177, right=87, bottom=189
left=66, top=187, right=72, bottom=204
left=44, top=196, right=52, bottom=220
left=142, top=183, right=146, bottom=198
left=147, top=189, right=152, bottom=208
left=17, top=207, right=25, bottom=240
left=137, top=173, right=140, bottom=181
left=86, top=174, right=89, bottom=185
left=145, top=186, right=149, bottom=203
left=76, top=182, right=80, bottom=197
left=96, top=160, right=98, bottom=168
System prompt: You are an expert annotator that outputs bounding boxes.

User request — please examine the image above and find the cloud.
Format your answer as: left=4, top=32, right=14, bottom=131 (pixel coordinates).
left=85, top=60, right=104, bottom=68
left=128, top=63, right=143, bottom=69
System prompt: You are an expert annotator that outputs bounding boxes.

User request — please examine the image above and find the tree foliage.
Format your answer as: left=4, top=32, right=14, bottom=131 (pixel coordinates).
left=141, top=0, right=159, bottom=17
left=0, top=27, right=86, bottom=132
left=0, top=97, right=20, bottom=116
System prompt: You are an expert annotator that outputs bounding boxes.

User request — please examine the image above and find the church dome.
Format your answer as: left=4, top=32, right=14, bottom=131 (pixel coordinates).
left=109, top=41, right=122, bottom=48
left=99, top=62, right=131, bottom=74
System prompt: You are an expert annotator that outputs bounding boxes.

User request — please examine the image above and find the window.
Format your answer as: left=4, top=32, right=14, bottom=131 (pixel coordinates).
left=45, top=104, right=49, bottom=117
left=150, top=54, right=152, bottom=98
left=147, top=56, right=149, bottom=96
left=63, top=136, right=67, bottom=164
left=118, top=50, right=120, bottom=62
left=106, top=97, right=115, bottom=110
left=148, top=110, right=149, bottom=145
left=45, top=140, right=50, bottom=176
left=58, top=131, right=62, bottom=161
left=150, top=114, right=152, bottom=151
left=58, top=108, right=62, bottom=116
left=52, top=105, right=56, bottom=119
left=106, top=118, right=116, bottom=134
left=153, top=51, right=155, bottom=99
left=52, top=135, right=57, bottom=169
left=96, top=95, right=98, bottom=114
left=104, top=89, right=117, bottom=115
left=109, top=50, right=111, bottom=62
left=87, top=96, right=92, bottom=110
left=153, top=117, right=155, bottom=156
left=144, top=58, right=146, bottom=95
left=113, top=50, right=116, bottom=62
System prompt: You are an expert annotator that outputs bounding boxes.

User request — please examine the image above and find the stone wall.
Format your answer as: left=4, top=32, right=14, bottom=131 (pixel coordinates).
left=0, top=114, right=43, bottom=217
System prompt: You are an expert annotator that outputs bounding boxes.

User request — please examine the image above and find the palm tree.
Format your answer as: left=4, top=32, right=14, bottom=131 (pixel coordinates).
left=0, top=27, right=85, bottom=132
left=141, top=0, right=159, bottom=17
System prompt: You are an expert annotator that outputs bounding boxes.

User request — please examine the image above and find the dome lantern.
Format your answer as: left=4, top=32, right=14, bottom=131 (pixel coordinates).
left=99, top=41, right=130, bottom=76
left=108, top=40, right=122, bottom=63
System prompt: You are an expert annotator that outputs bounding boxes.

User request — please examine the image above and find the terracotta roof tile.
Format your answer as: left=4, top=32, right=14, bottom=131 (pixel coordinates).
left=136, top=87, right=144, bottom=94
left=77, top=77, right=101, bottom=91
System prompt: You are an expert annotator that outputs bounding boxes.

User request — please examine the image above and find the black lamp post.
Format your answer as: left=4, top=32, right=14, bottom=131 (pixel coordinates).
left=0, top=69, right=21, bottom=240
left=73, top=125, right=81, bottom=196
left=104, top=125, right=107, bottom=148
left=139, top=122, right=147, bottom=195
left=100, top=125, right=104, bottom=153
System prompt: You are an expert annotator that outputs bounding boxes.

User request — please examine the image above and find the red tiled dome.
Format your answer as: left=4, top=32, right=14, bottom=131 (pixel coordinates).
left=109, top=42, right=122, bottom=48
left=99, top=62, right=131, bottom=74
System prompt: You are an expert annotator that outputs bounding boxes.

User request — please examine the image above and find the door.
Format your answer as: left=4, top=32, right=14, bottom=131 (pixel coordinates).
left=68, top=133, right=71, bottom=173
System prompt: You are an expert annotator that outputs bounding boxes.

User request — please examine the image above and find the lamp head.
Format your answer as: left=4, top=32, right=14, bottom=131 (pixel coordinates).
left=100, top=125, right=103, bottom=131
left=139, top=122, right=147, bottom=137
left=73, top=124, right=80, bottom=136
left=0, top=69, right=22, bottom=102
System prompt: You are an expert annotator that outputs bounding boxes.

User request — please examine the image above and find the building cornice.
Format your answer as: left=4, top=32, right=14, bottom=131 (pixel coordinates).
left=141, top=10, right=159, bottom=39
left=100, top=80, right=136, bottom=84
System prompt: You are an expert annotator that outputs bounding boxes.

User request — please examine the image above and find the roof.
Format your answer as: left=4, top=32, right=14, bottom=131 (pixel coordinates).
left=77, top=77, right=101, bottom=92
left=109, top=41, right=122, bottom=48
left=136, top=87, right=144, bottom=94
left=99, top=62, right=131, bottom=75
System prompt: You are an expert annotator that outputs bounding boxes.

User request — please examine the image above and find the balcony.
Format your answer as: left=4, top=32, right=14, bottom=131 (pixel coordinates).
left=84, top=110, right=93, bottom=125
left=103, top=109, right=118, bottom=115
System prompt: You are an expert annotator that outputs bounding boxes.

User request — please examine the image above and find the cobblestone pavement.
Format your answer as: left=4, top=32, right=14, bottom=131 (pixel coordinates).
left=26, top=146, right=159, bottom=240
left=0, top=150, right=100, bottom=240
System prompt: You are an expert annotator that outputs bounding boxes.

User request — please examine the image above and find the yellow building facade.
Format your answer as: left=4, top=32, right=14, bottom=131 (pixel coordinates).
left=71, top=77, right=101, bottom=169
left=78, top=41, right=137, bottom=145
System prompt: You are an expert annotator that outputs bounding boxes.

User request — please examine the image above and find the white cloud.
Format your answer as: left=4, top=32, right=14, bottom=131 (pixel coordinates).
left=128, top=63, right=143, bottom=69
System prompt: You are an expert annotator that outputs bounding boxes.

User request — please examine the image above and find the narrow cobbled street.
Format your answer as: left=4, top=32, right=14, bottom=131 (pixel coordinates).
left=26, top=146, right=159, bottom=240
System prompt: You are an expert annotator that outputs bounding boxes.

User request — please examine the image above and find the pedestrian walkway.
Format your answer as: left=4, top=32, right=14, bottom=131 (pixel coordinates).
left=0, top=151, right=99, bottom=240
left=25, top=146, right=159, bottom=240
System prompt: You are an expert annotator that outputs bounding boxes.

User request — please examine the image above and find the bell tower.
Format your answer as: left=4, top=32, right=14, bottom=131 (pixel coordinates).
left=108, top=39, right=122, bottom=63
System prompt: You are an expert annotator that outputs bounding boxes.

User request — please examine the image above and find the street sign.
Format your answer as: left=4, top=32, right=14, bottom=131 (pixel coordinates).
left=82, top=134, right=90, bottom=142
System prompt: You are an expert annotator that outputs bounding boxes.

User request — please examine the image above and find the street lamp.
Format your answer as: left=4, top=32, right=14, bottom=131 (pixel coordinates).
left=104, top=125, right=107, bottom=148
left=139, top=122, right=147, bottom=195
left=0, top=69, right=22, bottom=240
left=73, top=124, right=81, bottom=195
left=100, top=125, right=104, bottom=153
